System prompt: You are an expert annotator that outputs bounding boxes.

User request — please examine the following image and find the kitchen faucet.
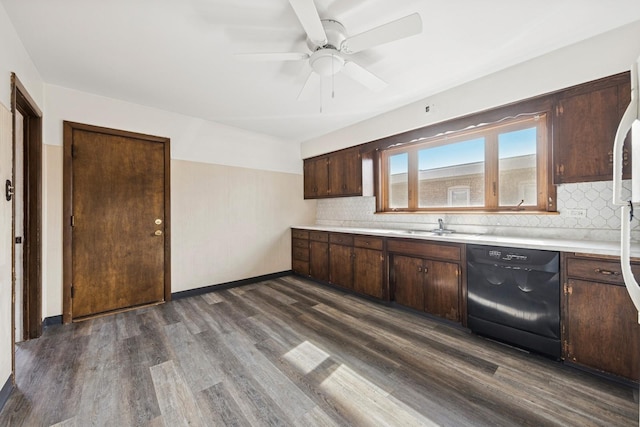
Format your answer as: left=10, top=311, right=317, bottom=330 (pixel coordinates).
left=432, top=218, right=454, bottom=235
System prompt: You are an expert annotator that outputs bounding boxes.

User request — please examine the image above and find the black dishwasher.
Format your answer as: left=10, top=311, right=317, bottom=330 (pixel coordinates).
left=467, top=244, right=561, bottom=359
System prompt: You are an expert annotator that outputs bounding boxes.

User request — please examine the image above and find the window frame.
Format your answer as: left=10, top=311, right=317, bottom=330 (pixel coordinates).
left=379, top=114, right=551, bottom=213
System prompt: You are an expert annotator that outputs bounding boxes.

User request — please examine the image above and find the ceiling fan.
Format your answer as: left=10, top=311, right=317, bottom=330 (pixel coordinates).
left=236, top=0, right=423, bottom=98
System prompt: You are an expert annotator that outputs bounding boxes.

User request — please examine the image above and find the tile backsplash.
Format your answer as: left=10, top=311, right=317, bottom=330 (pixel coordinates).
left=316, top=180, right=640, bottom=242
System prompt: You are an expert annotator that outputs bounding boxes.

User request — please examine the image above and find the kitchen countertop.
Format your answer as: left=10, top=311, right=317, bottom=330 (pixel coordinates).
left=293, top=225, right=640, bottom=257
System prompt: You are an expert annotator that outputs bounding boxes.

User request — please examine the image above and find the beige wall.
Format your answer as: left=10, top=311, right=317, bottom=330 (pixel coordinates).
left=171, top=159, right=315, bottom=292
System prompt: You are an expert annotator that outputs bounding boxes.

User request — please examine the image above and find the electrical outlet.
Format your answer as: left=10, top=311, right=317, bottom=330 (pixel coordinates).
left=566, top=208, right=587, bottom=218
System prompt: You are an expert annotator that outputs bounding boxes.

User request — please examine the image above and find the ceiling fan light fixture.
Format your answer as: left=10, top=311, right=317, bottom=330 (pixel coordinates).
left=309, top=49, right=344, bottom=76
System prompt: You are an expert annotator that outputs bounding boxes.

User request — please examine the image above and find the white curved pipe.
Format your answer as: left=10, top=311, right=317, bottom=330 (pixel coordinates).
left=620, top=206, right=640, bottom=323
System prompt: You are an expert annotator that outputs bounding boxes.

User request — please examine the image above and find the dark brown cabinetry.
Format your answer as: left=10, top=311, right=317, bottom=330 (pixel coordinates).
left=353, top=236, right=385, bottom=299
left=388, top=239, right=463, bottom=323
left=304, top=148, right=362, bottom=199
left=562, top=253, right=640, bottom=381
left=553, top=72, right=631, bottom=184
left=309, top=231, right=329, bottom=282
left=329, top=233, right=354, bottom=289
left=329, top=233, right=385, bottom=298
left=291, top=229, right=309, bottom=276
left=292, top=229, right=385, bottom=300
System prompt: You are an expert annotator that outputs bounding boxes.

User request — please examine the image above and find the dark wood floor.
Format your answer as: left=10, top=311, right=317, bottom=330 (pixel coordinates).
left=0, top=275, right=637, bottom=426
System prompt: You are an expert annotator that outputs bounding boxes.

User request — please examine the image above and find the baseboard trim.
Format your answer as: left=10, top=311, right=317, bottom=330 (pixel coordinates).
left=171, top=271, right=293, bottom=300
left=0, top=375, right=13, bottom=413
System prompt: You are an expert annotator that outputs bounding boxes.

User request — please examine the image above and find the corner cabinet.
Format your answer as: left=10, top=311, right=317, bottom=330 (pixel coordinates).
left=562, top=253, right=640, bottom=382
left=292, top=229, right=386, bottom=300
left=388, top=239, right=465, bottom=324
left=303, top=148, right=362, bottom=199
left=553, top=72, right=631, bottom=184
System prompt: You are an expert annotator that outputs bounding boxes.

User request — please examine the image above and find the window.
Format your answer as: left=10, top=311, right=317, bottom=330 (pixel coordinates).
left=380, top=114, right=549, bottom=212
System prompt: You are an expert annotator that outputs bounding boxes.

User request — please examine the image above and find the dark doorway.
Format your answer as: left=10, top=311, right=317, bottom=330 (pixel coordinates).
left=10, top=73, right=43, bottom=381
left=6, top=73, right=42, bottom=381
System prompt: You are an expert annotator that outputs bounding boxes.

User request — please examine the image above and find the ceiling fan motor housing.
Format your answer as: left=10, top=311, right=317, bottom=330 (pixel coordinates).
left=307, top=20, right=348, bottom=76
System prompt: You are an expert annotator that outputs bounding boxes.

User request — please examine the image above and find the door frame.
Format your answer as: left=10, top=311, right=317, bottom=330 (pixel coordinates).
left=10, top=73, right=43, bottom=382
left=62, top=121, right=171, bottom=323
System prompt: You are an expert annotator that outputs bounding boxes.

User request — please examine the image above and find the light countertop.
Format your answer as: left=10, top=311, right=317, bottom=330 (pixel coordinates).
left=292, top=225, right=640, bottom=257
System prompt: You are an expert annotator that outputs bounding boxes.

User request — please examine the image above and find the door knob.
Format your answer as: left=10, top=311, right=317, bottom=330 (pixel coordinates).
left=154, top=230, right=163, bottom=236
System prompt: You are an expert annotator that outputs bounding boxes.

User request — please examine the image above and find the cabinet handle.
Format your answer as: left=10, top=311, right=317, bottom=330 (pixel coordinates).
left=594, top=268, right=620, bottom=276
left=424, top=267, right=428, bottom=274
left=417, top=266, right=422, bottom=272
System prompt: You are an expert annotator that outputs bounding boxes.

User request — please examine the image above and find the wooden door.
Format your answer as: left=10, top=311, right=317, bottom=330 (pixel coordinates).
left=564, top=279, right=640, bottom=381
left=424, top=260, right=460, bottom=321
left=329, top=243, right=353, bottom=289
left=393, top=255, right=424, bottom=310
left=64, top=122, right=170, bottom=321
left=353, top=247, right=383, bottom=298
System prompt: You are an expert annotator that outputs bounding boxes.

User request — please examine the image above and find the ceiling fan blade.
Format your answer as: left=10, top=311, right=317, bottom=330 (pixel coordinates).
left=235, top=52, right=309, bottom=61
left=340, top=13, right=422, bottom=54
left=288, top=0, right=328, bottom=46
left=342, top=62, right=387, bottom=92
left=298, top=71, right=321, bottom=100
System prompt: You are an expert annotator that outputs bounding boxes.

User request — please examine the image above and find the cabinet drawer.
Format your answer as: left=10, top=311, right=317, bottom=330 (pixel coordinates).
left=566, top=257, right=634, bottom=285
left=293, top=247, right=309, bottom=261
left=292, top=229, right=309, bottom=240
left=309, top=231, right=329, bottom=242
left=354, top=236, right=383, bottom=250
left=387, top=239, right=461, bottom=261
left=330, top=233, right=354, bottom=246
left=292, top=238, right=309, bottom=249
left=292, top=259, right=309, bottom=276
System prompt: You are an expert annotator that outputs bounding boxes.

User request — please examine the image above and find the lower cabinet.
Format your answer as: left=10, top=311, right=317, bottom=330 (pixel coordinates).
left=389, top=239, right=462, bottom=323
left=309, top=231, right=329, bottom=282
left=353, top=245, right=385, bottom=299
left=563, top=253, right=640, bottom=381
left=329, top=237, right=354, bottom=290
left=292, top=229, right=386, bottom=300
left=329, top=233, right=385, bottom=298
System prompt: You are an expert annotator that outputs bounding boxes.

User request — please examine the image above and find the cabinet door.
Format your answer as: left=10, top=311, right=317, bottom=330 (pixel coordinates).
left=393, top=255, right=424, bottom=311
left=304, top=157, right=329, bottom=198
left=424, top=260, right=460, bottom=322
left=564, top=279, right=640, bottom=381
left=329, top=150, right=361, bottom=196
left=554, top=81, right=628, bottom=183
left=329, top=244, right=353, bottom=289
left=309, top=241, right=329, bottom=282
left=353, top=247, right=384, bottom=299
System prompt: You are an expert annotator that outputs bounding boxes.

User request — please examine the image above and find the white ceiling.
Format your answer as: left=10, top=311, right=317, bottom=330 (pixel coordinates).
left=3, top=0, right=640, bottom=143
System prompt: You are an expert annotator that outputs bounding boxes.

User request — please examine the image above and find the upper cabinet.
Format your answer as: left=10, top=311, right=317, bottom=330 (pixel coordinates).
left=304, top=148, right=363, bottom=199
left=553, top=72, right=631, bottom=184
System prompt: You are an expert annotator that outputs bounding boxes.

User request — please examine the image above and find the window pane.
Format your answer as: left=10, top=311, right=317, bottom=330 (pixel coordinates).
left=499, top=127, right=537, bottom=206
left=389, top=152, right=408, bottom=208
left=418, top=138, right=485, bottom=208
